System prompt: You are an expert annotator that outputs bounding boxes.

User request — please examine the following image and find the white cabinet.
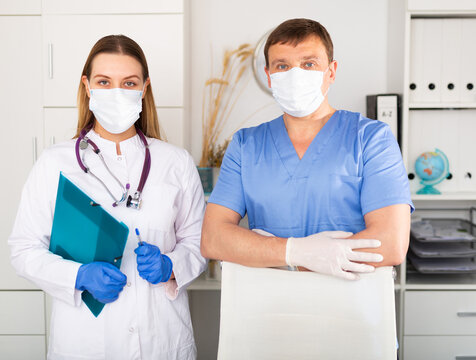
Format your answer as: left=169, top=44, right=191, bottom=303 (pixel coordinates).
left=0, top=336, right=46, bottom=360
left=43, top=108, right=78, bottom=151
left=42, top=14, right=184, bottom=107
left=0, top=0, right=41, bottom=15
left=0, top=291, right=46, bottom=360
left=404, top=336, right=476, bottom=360
left=42, top=0, right=183, bottom=14
left=405, top=291, right=476, bottom=335
left=0, top=16, right=42, bottom=290
left=0, top=291, right=45, bottom=334
left=1, top=4, right=187, bottom=359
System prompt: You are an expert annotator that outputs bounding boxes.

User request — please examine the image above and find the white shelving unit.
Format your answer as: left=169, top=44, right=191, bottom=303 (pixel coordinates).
left=400, top=1, right=476, bottom=359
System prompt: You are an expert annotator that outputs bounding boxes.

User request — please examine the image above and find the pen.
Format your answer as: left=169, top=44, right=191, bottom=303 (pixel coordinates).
left=135, top=228, right=143, bottom=246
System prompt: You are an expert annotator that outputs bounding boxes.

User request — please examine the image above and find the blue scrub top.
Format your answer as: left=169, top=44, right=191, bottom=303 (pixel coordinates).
left=209, top=110, right=414, bottom=238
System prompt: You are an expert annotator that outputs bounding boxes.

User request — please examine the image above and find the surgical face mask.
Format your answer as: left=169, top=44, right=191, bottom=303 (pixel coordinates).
left=270, top=67, right=329, bottom=118
left=88, top=83, right=143, bottom=134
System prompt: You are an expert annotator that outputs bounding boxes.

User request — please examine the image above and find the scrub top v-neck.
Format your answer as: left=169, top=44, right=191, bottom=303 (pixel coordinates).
left=209, top=110, right=413, bottom=238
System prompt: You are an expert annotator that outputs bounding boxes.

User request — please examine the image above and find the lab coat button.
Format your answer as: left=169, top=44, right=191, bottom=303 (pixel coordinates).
left=127, top=282, right=131, bottom=287
left=129, top=327, right=134, bottom=333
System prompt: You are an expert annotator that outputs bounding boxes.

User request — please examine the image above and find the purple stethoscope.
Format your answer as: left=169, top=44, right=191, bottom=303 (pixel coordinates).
left=75, top=124, right=151, bottom=209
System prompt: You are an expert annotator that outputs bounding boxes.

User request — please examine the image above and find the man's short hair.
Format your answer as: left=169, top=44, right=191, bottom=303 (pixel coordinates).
left=264, top=18, right=334, bottom=68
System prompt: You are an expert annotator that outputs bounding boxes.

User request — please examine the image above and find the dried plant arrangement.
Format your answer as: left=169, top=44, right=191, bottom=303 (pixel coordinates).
left=199, top=43, right=254, bottom=167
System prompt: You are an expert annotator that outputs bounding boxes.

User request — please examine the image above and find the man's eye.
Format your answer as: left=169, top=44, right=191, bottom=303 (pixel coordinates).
left=304, top=62, right=315, bottom=68
left=277, top=64, right=288, bottom=70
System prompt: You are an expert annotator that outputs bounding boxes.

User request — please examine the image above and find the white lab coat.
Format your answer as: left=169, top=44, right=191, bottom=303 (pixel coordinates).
left=8, top=129, right=207, bottom=360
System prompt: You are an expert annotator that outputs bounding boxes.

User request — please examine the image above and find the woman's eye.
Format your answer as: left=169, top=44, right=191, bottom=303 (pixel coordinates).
left=125, top=81, right=136, bottom=87
left=98, top=80, right=109, bottom=86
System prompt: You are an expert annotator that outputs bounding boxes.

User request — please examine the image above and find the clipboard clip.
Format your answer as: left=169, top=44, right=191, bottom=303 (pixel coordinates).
left=113, top=255, right=123, bottom=263
left=90, top=201, right=101, bottom=207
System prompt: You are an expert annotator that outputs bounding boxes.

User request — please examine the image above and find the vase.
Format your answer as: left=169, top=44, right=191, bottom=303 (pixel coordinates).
left=197, top=167, right=213, bottom=195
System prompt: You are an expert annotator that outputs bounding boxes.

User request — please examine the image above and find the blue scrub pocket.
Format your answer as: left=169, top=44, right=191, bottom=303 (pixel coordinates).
left=329, top=174, right=365, bottom=228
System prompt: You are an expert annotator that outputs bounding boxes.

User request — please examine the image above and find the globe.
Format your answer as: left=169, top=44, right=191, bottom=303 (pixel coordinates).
left=414, top=149, right=449, bottom=195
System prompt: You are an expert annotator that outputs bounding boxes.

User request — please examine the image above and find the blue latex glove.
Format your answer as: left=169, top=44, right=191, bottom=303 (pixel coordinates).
left=134, top=242, right=173, bottom=284
left=75, top=262, right=127, bottom=303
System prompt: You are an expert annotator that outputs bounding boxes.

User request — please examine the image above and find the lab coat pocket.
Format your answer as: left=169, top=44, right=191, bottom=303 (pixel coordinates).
left=137, top=182, right=180, bottom=251
left=329, top=174, right=364, bottom=226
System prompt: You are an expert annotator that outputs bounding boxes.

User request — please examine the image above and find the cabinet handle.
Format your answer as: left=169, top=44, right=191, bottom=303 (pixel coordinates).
left=48, top=43, right=53, bottom=79
left=457, top=312, right=476, bottom=317
left=32, top=137, right=38, bottom=163
left=455, top=357, right=476, bottom=360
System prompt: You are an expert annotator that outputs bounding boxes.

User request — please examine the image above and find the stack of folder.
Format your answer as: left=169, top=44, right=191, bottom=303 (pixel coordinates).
left=408, top=219, right=476, bottom=274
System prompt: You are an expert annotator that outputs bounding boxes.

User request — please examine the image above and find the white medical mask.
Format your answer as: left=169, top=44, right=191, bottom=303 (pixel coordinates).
left=270, top=67, right=329, bottom=118
left=88, top=83, right=143, bottom=134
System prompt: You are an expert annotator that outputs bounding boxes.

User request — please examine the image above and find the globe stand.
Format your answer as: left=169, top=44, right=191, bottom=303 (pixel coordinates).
left=416, top=184, right=442, bottom=195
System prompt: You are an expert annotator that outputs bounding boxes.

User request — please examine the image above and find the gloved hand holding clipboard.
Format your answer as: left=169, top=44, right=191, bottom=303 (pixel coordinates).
left=49, top=172, right=129, bottom=317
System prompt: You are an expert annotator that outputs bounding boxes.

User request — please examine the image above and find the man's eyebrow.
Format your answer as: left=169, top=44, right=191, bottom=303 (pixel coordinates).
left=271, top=58, right=287, bottom=66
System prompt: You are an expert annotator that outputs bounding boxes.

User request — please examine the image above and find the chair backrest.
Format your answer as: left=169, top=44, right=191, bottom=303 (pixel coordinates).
left=218, top=262, right=396, bottom=360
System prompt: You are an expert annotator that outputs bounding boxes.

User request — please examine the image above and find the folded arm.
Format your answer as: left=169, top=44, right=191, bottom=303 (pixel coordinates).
left=349, top=203, right=411, bottom=267
left=201, top=203, right=288, bottom=268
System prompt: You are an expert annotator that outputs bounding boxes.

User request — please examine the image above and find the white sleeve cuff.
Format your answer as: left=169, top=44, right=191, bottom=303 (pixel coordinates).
left=73, top=289, right=83, bottom=307
left=164, top=279, right=179, bottom=300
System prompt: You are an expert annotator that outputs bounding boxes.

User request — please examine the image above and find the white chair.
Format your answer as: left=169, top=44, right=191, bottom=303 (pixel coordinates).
left=218, top=262, right=396, bottom=360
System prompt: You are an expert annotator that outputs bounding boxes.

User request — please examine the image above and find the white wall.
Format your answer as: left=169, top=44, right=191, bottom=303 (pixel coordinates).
left=188, top=0, right=390, bottom=163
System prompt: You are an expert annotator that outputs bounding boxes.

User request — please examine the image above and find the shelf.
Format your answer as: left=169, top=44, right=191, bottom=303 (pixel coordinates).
left=187, top=273, right=221, bottom=291
left=409, top=102, right=476, bottom=110
left=412, top=192, right=476, bottom=201
left=405, top=273, right=476, bottom=289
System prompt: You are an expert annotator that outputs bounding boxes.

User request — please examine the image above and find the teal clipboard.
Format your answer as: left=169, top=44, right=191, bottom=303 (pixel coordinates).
left=49, top=172, right=129, bottom=317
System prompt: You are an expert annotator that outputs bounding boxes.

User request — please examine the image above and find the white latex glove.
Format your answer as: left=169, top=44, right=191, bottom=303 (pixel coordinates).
left=252, top=229, right=275, bottom=237
left=286, top=231, right=383, bottom=280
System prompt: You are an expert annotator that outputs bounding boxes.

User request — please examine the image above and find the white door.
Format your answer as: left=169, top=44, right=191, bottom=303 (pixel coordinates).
left=0, top=16, right=42, bottom=289
left=42, top=14, right=184, bottom=108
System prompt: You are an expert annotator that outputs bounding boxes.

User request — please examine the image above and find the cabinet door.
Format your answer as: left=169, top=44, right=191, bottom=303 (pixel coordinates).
left=404, top=335, right=476, bottom=360
left=405, top=291, right=476, bottom=335
left=42, top=14, right=183, bottom=108
left=0, top=0, right=41, bottom=14
left=0, top=291, right=45, bottom=335
left=43, top=108, right=78, bottom=152
left=42, top=0, right=183, bottom=14
left=0, top=16, right=42, bottom=290
left=0, top=336, right=45, bottom=360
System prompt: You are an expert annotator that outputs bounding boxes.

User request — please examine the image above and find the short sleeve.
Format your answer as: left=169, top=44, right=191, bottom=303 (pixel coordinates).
left=360, top=123, right=414, bottom=215
left=208, top=132, right=246, bottom=217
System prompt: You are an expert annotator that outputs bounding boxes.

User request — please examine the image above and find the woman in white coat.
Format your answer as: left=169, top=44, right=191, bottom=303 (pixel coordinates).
left=8, top=35, right=207, bottom=360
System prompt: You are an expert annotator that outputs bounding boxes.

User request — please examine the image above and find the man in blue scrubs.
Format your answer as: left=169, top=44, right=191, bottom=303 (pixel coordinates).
left=201, top=18, right=413, bottom=279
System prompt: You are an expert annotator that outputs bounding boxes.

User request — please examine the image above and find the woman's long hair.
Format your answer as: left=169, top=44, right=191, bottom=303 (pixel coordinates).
left=75, top=34, right=162, bottom=139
